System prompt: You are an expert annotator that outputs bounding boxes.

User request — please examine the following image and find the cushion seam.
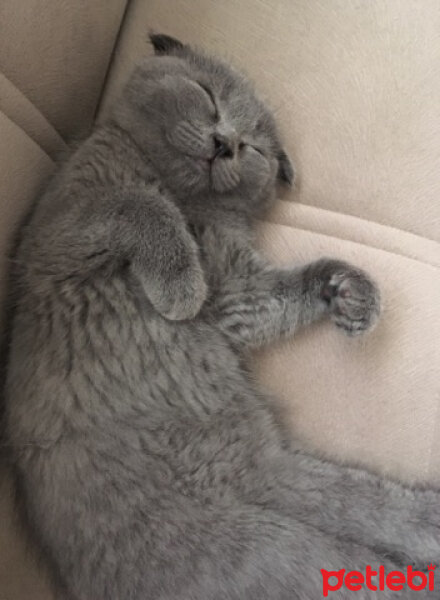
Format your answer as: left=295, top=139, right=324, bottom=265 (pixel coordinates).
left=260, top=219, right=440, bottom=271
left=0, top=71, right=65, bottom=159
left=293, top=200, right=440, bottom=245
left=274, top=200, right=440, bottom=248
left=94, top=0, right=132, bottom=122
left=0, top=110, right=53, bottom=164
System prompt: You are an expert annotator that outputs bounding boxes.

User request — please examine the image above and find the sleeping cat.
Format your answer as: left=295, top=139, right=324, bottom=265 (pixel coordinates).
left=4, top=34, right=439, bottom=599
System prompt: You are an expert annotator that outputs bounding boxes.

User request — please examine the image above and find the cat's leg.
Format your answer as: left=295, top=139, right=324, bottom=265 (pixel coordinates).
left=67, top=498, right=423, bottom=600
left=171, top=394, right=439, bottom=569
left=180, top=508, right=422, bottom=600
left=236, top=446, right=440, bottom=567
left=212, top=253, right=380, bottom=347
left=39, top=190, right=207, bottom=321
left=110, top=191, right=207, bottom=320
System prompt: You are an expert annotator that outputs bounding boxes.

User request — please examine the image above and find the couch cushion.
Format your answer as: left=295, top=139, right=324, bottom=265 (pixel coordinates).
left=0, top=0, right=129, bottom=139
left=0, top=112, right=55, bottom=329
left=99, top=0, right=440, bottom=482
left=0, top=112, right=56, bottom=599
left=0, top=74, right=66, bottom=160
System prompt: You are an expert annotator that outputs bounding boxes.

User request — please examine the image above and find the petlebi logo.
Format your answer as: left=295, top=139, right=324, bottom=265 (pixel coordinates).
left=321, top=564, right=436, bottom=597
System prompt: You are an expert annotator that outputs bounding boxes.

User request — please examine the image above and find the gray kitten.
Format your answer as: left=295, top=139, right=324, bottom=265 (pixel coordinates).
left=4, top=34, right=440, bottom=599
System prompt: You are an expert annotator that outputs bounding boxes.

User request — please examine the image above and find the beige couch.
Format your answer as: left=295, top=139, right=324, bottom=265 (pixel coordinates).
left=1, top=1, right=439, bottom=597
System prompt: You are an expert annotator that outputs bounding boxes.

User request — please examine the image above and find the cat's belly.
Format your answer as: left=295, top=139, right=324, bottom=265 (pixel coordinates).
left=75, top=275, right=247, bottom=419
left=6, top=274, right=250, bottom=448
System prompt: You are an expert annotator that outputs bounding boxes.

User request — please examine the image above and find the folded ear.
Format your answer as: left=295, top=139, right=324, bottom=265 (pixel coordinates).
left=277, top=150, right=295, bottom=185
left=149, top=33, right=185, bottom=55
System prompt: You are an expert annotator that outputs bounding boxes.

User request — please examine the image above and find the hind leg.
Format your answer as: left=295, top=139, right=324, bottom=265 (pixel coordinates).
left=232, top=446, right=440, bottom=568
left=151, top=506, right=434, bottom=600
left=163, top=408, right=440, bottom=572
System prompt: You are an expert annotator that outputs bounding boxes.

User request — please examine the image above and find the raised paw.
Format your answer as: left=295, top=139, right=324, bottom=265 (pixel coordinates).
left=138, top=252, right=208, bottom=321
left=165, top=267, right=208, bottom=321
left=152, top=265, right=208, bottom=321
left=321, top=262, right=381, bottom=335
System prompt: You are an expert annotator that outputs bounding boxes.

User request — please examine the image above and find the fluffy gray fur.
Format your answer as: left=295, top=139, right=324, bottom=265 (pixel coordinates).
left=4, top=34, right=440, bottom=599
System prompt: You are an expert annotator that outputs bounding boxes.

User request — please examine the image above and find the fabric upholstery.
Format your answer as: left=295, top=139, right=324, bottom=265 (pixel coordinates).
left=0, top=74, right=66, bottom=160
left=0, top=0, right=129, bottom=139
left=0, top=113, right=55, bottom=331
left=0, top=1, right=439, bottom=598
left=0, top=117, right=55, bottom=599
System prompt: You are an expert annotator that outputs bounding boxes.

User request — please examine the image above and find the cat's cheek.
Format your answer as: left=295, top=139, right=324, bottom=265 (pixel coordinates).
left=166, top=121, right=213, bottom=158
left=240, top=153, right=271, bottom=191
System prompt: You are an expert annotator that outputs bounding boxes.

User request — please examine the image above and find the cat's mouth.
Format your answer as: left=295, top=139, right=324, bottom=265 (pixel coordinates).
left=194, top=155, right=240, bottom=194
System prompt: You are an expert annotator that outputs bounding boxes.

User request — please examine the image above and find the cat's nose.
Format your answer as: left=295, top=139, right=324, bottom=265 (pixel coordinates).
left=213, top=135, right=234, bottom=159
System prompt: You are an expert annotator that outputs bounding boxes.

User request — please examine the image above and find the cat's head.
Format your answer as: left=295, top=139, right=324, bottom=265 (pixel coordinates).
left=116, top=33, right=293, bottom=215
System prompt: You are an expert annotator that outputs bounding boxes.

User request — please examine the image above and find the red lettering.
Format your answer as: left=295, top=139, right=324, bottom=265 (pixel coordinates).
left=407, top=565, right=427, bottom=591
left=320, top=564, right=435, bottom=595
left=386, top=571, right=405, bottom=591
left=345, top=571, right=364, bottom=591
left=321, top=569, right=345, bottom=597
left=379, top=565, right=385, bottom=591
left=365, top=565, right=378, bottom=591
left=428, top=568, right=436, bottom=591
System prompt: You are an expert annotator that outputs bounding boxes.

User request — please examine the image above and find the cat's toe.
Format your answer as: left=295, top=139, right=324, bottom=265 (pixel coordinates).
left=323, top=268, right=381, bottom=336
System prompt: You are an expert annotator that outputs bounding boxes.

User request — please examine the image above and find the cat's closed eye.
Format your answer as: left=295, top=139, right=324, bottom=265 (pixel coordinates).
left=239, top=142, right=265, bottom=157
left=250, top=145, right=265, bottom=157
left=196, top=81, right=219, bottom=120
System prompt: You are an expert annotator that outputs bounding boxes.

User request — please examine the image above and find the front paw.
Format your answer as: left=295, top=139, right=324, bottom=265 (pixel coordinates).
left=321, top=261, right=381, bottom=336
left=154, top=266, right=208, bottom=321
